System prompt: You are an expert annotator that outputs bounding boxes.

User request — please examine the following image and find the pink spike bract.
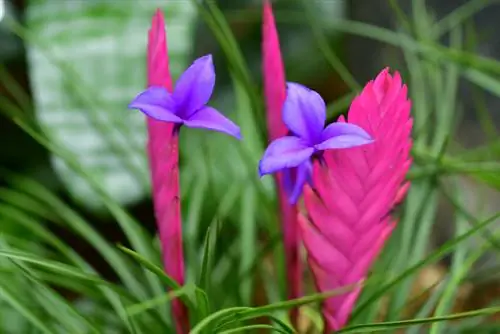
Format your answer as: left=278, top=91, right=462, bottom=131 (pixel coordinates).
left=147, top=9, right=189, bottom=333
left=300, top=69, right=413, bottom=331
left=262, top=0, right=302, bottom=321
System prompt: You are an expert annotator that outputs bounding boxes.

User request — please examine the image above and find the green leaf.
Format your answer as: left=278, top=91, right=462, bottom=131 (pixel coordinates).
left=198, top=220, right=219, bottom=294
left=239, top=187, right=257, bottom=305
left=215, top=284, right=360, bottom=331
left=0, top=203, right=87, bottom=268
left=301, top=0, right=360, bottom=91
left=126, top=286, right=191, bottom=318
left=0, top=250, right=115, bottom=288
left=218, top=324, right=291, bottom=334
left=118, top=246, right=198, bottom=311
left=431, top=0, right=495, bottom=38
left=11, top=259, right=100, bottom=334
left=194, top=288, right=211, bottom=326
left=118, top=246, right=181, bottom=291
left=189, top=307, right=251, bottom=334
left=337, top=307, right=500, bottom=333
left=5, top=175, right=148, bottom=298
left=0, top=280, right=57, bottom=334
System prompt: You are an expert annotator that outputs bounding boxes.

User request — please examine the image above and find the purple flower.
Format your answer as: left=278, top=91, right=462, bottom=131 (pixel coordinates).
left=129, top=54, right=241, bottom=139
left=259, top=83, right=374, bottom=203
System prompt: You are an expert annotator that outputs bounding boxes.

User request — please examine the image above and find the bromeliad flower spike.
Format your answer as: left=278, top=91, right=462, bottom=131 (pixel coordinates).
left=258, top=82, right=374, bottom=204
left=262, top=0, right=301, bottom=323
left=134, top=9, right=188, bottom=334
left=299, top=69, right=413, bottom=332
left=129, top=10, right=239, bottom=334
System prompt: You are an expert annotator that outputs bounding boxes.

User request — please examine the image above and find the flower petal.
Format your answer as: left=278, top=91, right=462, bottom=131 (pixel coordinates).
left=288, top=161, right=312, bottom=204
left=283, top=82, right=326, bottom=143
left=315, top=123, right=373, bottom=151
left=173, top=54, right=215, bottom=117
left=184, top=106, right=241, bottom=139
left=129, top=86, right=182, bottom=123
left=321, top=122, right=372, bottom=141
left=259, top=136, right=314, bottom=176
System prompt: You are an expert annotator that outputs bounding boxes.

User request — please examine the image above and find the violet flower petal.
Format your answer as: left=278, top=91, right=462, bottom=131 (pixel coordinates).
left=259, top=136, right=314, bottom=176
left=184, top=106, right=241, bottom=139
left=283, top=82, right=326, bottom=143
left=321, top=122, right=372, bottom=142
left=173, top=55, right=216, bottom=117
left=315, top=123, right=373, bottom=151
left=288, top=160, right=312, bottom=204
left=128, top=86, right=182, bottom=123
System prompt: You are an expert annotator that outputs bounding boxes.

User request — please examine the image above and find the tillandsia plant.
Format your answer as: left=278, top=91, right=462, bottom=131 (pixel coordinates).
left=128, top=9, right=240, bottom=333
left=4, top=1, right=500, bottom=334
left=299, top=69, right=413, bottom=332
left=132, top=8, right=407, bottom=334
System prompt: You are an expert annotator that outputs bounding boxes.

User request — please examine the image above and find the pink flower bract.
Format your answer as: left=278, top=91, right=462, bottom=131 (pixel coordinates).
left=300, top=68, right=413, bottom=331
left=262, top=0, right=301, bottom=323
left=146, top=9, right=189, bottom=333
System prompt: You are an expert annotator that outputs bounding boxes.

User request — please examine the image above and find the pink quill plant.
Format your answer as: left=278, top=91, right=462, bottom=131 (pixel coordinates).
left=261, top=0, right=301, bottom=321
left=129, top=9, right=240, bottom=333
left=142, top=11, right=188, bottom=333
left=299, top=69, right=413, bottom=332
left=260, top=5, right=375, bottom=327
left=260, top=4, right=374, bottom=328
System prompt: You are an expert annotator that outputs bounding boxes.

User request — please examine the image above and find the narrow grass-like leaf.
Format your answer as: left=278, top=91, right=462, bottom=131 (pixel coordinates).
left=218, top=324, right=291, bottom=334
left=0, top=250, right=114, bottom=287
left=239, top=187, right=256, bottom=305
left=118, top=246, right=181, bottom=292
left=0, top=66, right=32, bottom=112
left=185, top=172, right=208, bottom=282
left=0, top=204, right=86, bottom=267
left=6, top=176, right=148, bottom=298
left=406, top=280, right=448, bottom=334
left=126, top=286, right=191, bottom=318
left=193, top=288, right=211, bottom=326
left=0, top=187, right=55, bottom=220
left=0, top=280, right=56, bottom=334
left=301, top=0, right=360, bottom=91
left=190, top=307, right=251, bottom=334
left=4, top=119, right=165, bottom=304
left=431, top=0, right=495, bottom=38
left=338, top=307, right=500, bottom=333
left=198, top=220, right=219, bottom=293
left=11, top=259, right=100, bottom=334
left=218, top=284, right=360, bottom=330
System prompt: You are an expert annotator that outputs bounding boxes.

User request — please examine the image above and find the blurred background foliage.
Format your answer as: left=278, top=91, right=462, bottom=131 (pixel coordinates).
left=0, top=0, right=499, bottom=333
